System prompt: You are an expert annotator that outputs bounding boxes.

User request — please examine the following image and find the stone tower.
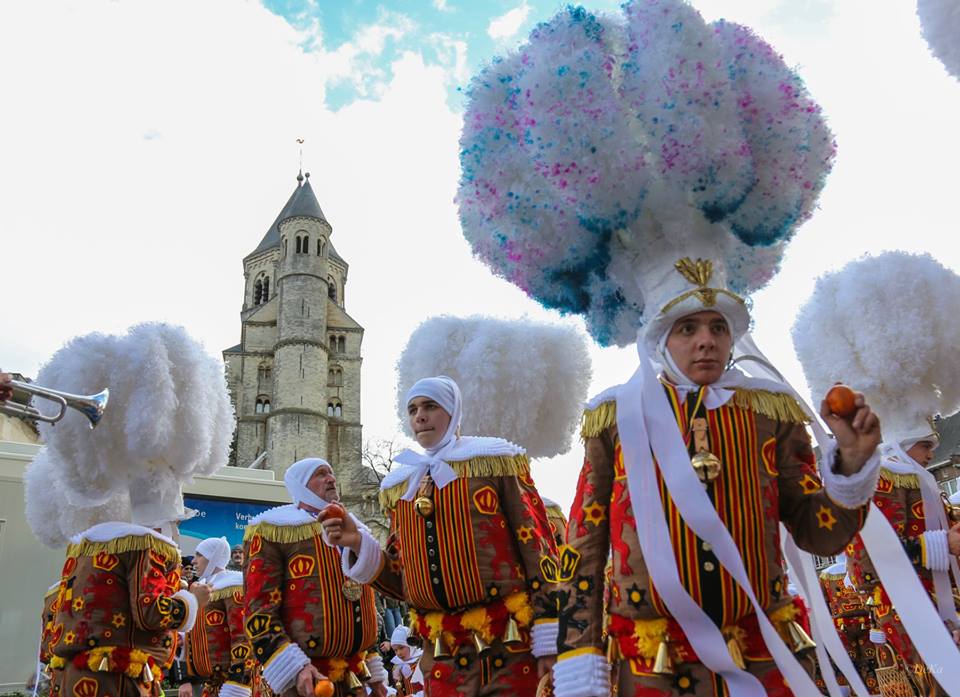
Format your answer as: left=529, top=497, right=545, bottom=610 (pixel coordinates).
left=224, top=172, right=379, bottom=527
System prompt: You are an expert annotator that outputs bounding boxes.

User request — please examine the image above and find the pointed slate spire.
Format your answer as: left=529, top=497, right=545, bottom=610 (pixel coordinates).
left=246, top=172, right=329, bottom=258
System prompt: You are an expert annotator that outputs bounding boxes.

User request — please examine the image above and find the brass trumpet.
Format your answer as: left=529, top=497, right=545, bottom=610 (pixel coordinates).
left=0, top=379, right=108, bottom=428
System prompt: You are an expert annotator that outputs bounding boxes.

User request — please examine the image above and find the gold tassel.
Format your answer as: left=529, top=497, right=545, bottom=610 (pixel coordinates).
left=727, top=638, right=746, bottom=670
left=209, top=584, right=244, bottom=602
left=732, top=389, right=809, bottom=425
left=380, top=455, right=530, bottom=509
left=244, top=520, right=322, bottom=545
left=878, top=468, right=921, bottom=489
left=67, top=534, right=178, bottom=563
left=653, top=641, right=674, bottom=675
left=786, top=621, right=817, bottom=652
left=580, top=401, right=617, bottom=440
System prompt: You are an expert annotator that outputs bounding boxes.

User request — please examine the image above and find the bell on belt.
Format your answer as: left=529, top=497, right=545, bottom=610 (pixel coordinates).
left=346, top=672, right=363, bottom=690
left=357, top=659, right=371, bottom=680
left=142, top=663, right=154, bottom=683
left=98, top=655, right=110, bottom=672
left=726, top=638, right=746, bottom=670
left=472, top=631, right=492, bottom=656
left=502, top=617, right=523, bottom=647
left=433, top=635, right=451, bottom=660
left=414, top=496, right=434, bottom=517
left=653, top=640, right=674, bottom=675
left=691, top=451, right=721, bottom=482
left=786, top=621, right=816, bottom=652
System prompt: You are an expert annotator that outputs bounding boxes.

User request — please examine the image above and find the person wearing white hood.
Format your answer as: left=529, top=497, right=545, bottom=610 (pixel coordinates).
left=179, top=537, right=255, bottom=697
left=387, top=626, right=423, bottom=697
left=242, top=458, right=388, bottom=697
left=325, top=376, right=559, bottom=697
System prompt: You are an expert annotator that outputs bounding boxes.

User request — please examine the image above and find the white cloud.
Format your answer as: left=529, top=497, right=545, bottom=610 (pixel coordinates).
left=433, top=0, right=450, bottom=11
left=487, top=2, right=531, bottom=40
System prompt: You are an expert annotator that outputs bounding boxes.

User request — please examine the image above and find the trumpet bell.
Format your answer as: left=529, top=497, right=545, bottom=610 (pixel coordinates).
left=0, top=379, right=108, bottom=429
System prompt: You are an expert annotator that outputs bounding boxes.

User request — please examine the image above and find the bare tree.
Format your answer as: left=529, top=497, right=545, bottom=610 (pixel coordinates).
left=362, top=436, right=402, bottom=484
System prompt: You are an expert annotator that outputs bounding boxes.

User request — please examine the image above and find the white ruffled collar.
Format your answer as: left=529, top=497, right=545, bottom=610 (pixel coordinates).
left=69, top=521, right=177, bottom=548
left=247, top=504, right=317, bottom=527
left=209, top=569, right=243, bottom=590
left=380, top=436, right=524, bottom=494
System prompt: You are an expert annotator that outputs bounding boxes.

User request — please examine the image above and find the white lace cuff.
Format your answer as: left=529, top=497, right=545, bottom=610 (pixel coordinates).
left=923, top=530, right=951, bottom=572
left=262, top=642, right=311, bottom=694
left=365, top=653, right=388, bottom=684
left=552, top=651, right=609, bottom=697
left=820, top=439, right=881, bottom=509
left=531, top=620, right=558, bottom=657
left=340, top=527, right=384, bottom=584
left=173, top=590, right=199, bottom=632
left=218, top=682, right=251, bottom=697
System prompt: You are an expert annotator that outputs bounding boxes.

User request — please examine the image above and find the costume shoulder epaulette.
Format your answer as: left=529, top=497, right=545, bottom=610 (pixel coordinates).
left=44, top=582, right=60, bottom=600
left=379, top=453, right=530, bottom=511
left=730, top=388, right=809, bottom=425
left=66, top=522, right=179, bottom=562
left=209, top=570, right=243, bottom=601
left=243, top=504, right=321, bottom=545
left=580, top=386, right=620, bottom=440
left=878, top=467, right=920, bottom=490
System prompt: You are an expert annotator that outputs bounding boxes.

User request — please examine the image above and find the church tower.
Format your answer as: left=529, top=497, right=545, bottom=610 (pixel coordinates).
left=224, top=172, right=368, bottom=510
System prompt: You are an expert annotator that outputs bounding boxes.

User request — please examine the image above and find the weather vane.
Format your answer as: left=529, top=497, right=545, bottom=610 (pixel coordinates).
left=296, top=138, right=305, bottom=176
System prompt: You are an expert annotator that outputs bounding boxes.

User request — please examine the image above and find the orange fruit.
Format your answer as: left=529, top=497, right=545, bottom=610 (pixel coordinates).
left=826, top=384, right=857, bottom=418
left=320, top=503, right=345, bottom=521
left=314, top=678, right=335, bottom=697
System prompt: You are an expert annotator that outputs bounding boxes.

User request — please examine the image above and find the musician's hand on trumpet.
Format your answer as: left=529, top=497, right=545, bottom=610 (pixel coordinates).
left=0, top=373, right=12, bottom=402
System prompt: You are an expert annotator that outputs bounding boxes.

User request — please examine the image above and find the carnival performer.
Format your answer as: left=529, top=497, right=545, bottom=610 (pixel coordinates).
left=328, top=315, right=591, bottom=697
left=180, top=537, right=254, bottom=697
left=542, top=498, right=568, bottom=549
left=816, top=556, right=878, bottom=695
left=387, top=627, right=423, bottom=697
left=794, top=250, right=960, bottom=696
left=452, top=3, right=889, bottom=694
left=22, top=323, right=235, bottom=697
left=241, top=458, right=388, bottom=697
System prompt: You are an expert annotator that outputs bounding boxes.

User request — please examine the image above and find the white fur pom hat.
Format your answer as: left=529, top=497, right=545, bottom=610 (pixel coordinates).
left=395, top=315, right=592, bottom=458
left=793, top=251, right=960, bottom=444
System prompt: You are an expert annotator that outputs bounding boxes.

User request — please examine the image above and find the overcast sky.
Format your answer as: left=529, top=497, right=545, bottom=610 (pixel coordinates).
left=2, top=0, right=958, bottom=511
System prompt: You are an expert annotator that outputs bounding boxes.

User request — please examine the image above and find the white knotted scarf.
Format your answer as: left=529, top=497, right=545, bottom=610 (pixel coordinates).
left=283, top=457, right=334, bottom=514
left=382, top=376, right=523, bottom=499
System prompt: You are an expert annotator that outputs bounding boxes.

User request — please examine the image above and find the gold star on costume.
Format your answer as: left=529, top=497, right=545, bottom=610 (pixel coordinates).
left=111, top=613, right=126, bottom=628
left=582, top=501, right=607, bottom=526
left=798, top=474, right=822, bottom=495
left=268, top=588, right=282, bottom=605
left=516, top=526, right=535, bottom=544
left=816, top=505, right=837, bottom=531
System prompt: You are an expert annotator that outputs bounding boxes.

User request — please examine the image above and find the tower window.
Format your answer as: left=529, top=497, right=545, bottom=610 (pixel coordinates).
left=283, top=239, right=288, bottom=258
left=255, top=396, right=271, bottom=414
left=254, top=279, right=263, bottom=305
left=334, top=403, right=342, bottom=417
left=327, top=366, right=343, bottom=386
left=295, top=236, right=302, bottom=254
left=317, top=239, right=322, bottom=256
left=262, top=277, right=270, bottom=301
left=338, top=336, right=346, bottom=353
left=327, top=402, right=334, bottom=416
left=328, top=278, right=337, bottom=303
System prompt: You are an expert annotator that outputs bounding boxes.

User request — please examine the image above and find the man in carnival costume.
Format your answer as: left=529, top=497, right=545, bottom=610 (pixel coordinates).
left=387, top=626, right=424, bottom=697
left=453, top=2, right=890, bottom=694
left=22, top=323, right=236, bottom=697
left=327, top=315, right=591, bottom=696
left=241, top=458, right=389, bottom=697
left=179, top=537, right=255, bottom=697
left=816, top=556, right=877, bottom=695
left=794, top=251, right=960, bottom=696
left=542, top=498, right=569, bottom=549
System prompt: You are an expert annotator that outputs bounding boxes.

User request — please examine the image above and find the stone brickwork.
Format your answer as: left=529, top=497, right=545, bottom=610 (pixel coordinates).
left=223, top=172, right=379, bottom=530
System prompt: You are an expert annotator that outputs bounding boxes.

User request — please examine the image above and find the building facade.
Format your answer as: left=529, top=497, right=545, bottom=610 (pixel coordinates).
left=223, top=172, right=381, bottom=530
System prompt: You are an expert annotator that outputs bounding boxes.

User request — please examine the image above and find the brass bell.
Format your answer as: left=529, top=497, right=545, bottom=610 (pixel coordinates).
left=357, top=659, right=371, bottom=680
left=97, top=655, right=109, bottom=672
left=142, top=663, right=154, bottom=683
left=691, top=452, right=722, bottom=482
left=433, top=635, right=451, bottom=660
left=472, top=631, right=491, bottom=656
left=346, top=671, right=363, bottom=689
left=786, top=621, right=817, bottom=652
left=414, top=496, right=434, bottom=518
left=726, top=638, right=746, bottom=670
left=502, top=617, right=523, bottom=647
left=653, top=640, right=674, bottom=675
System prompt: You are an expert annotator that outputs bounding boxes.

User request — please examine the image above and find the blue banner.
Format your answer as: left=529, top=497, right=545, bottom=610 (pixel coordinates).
left=179, top=494, right=275, bottom=553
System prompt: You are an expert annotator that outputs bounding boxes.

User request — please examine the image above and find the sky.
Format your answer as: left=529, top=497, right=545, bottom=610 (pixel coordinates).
left=1, top=0, right=958, bottom=512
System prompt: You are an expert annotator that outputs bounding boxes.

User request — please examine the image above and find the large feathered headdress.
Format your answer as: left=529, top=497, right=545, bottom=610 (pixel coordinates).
left=917, top=0, right=960, bottom=80
left=395, top=315, right=591, bottom=458
left=793, top=251, right=960, bottom=443
left=457, top=0, right=835, bottom=347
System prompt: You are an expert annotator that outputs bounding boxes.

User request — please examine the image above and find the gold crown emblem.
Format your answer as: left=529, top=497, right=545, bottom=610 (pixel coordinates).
left=287, top=554, right=316, bottom=579
left=205, top=609, right=225, bottom=625
left=473, top=486, right=500, bottom=515
left=659, top=257, right=745, bottom=316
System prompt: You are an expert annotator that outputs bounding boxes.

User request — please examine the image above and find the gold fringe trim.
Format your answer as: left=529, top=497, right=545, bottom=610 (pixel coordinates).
left=581, top=401, right=617, bottom=440
left=879, top=468, right=920, bottom=489
left=66, top=534, right=178, bottom=562
left=210, top=585, right=243, bottom=602
left=732, top=389, right=809, bottom=425
left=379, top=454, right=530, bottom=510
left=820, top=571, right=845, bottom=582
left=243, top=520, right=322, bottom=544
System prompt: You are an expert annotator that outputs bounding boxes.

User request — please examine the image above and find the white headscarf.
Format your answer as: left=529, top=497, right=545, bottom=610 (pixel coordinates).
left=382, top=376, right=523, bottom=500
left=195, top=536, right=230, bottom=579
left=283, top=457, right=334, bottom=513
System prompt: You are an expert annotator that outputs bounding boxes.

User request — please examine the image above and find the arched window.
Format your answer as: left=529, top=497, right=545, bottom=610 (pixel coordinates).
left=327, top=366, right=343, bottom=386
left=283, top=239, right=288, bottom=258
left=329, top=335, right=336, bottom=351
left=295, top=236, right=301, bottom=254
left=338, top=336, right=346, bottom=353
left=334, top=403, right=342, bottom=418
left=262, top=400, right=271, bottom=413
left=317, top=239, right=322, bottom=256
left=328, top=278, right=337, bottom=303
left=256, top=396, right=271, bottom=414
left=255, top=401, right=263, bottom=414
left=254, top=279, right=263, bottom=305
left=295, top=234, right=308, bottom=254
left=258, top=364, right=271, bottom=386
left=262, top=277, right=270, bottom=301
left=327, top=402, right=334, bottom=416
